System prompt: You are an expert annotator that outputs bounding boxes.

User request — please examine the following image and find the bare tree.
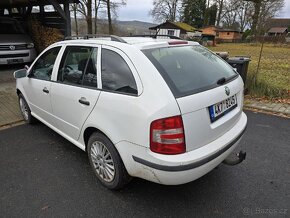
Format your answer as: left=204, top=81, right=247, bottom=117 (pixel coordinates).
left=236, top=1, right=253, bottom=31
left=257, top=0, right=284, bottom=34
left=101, top=0, right=126, bottom=34
left=78, top=0, right=93, bottom=34
left=94, top=0, right=102, bottom=34
left=216, top=0, right=224, bottom=26
left=150, top=0, right=180, bottom=22
left=244, top=0, right=262, bottom=36
left=71, top=3, right=79, bottom=35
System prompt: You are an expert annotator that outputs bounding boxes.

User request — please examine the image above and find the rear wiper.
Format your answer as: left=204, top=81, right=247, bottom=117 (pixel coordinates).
left=217, top=77, right=226, bottom=85
left=217, top=75, right=237, bottom=85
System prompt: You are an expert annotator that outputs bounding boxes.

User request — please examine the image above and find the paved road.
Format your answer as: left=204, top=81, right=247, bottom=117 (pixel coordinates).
left=0, top=111, right=289, bottom=218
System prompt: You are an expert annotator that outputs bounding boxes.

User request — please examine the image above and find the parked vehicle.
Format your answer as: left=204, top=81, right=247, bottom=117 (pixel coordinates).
left=14, top=36, right=247, bottom=189
left=0, top=17, right=37, bottom=65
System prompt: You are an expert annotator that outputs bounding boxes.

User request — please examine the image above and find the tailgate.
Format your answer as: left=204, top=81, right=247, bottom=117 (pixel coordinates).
left=176, top=77, right=244, bottom=152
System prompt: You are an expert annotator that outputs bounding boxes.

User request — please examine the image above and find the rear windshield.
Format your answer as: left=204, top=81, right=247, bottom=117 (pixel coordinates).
left=0, top=19, right=24, bottom=34
left=143, top=45, right=237, bottom=97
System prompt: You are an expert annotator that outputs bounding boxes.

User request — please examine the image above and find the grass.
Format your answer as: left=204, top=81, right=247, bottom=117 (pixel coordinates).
left=210, top=43, right=290, bottom=99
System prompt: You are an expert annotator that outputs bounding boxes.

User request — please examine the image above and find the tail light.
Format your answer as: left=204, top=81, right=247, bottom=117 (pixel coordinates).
left=150, top=116, right=186, bottom=155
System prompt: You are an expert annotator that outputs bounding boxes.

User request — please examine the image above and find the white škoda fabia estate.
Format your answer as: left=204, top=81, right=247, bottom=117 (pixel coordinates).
left=14, top=36, right=247, bottom=189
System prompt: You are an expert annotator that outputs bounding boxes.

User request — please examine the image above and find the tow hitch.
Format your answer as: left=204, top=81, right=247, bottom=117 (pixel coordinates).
left=223, top=150, right=246, bottom=166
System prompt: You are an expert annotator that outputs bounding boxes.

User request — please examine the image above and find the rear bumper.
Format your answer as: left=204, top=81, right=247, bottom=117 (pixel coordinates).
left=115, top=112, right=247, bottom=185
left=132, top=125, right=246, bottom=172
left=0, top=49, right=37, bottom=65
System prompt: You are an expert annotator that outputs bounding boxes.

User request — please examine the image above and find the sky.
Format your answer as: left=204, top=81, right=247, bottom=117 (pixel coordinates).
left=118, top=0, right=290, bottom=23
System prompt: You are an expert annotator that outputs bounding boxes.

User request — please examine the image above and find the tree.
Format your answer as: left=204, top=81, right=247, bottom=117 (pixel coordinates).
left=216, top=0, right=224, bottom=26
left=94, top=0, right=102, bottom=34
left=78, top=0, right=93, bottom=34
left=71, top=3, right=79, bottom=35
left=101, top=0, right=126, bottom=34
left=204, top=4, right=217, bottom=26
left=221, top=0, right=253, bottom=31
left=256, top=0, right=284, bottom=35
left=181, top=0, right=207, bottom=28
left=244, top=0, right=284, bottom=36
left=244, top=0, right=262, bottom=36
left=150, top=0, right=180, bottom=22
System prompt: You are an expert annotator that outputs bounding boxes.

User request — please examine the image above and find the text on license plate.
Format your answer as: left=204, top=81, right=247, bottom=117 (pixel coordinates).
left=209, top=95, right=237, bottom=122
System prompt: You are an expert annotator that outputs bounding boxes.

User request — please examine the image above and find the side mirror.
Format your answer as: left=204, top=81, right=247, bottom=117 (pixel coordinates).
left=13, top=69, right=28, bottom=79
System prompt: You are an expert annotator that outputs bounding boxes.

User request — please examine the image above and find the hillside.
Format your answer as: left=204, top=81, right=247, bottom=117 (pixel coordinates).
left=71, top=19, right=156, bottom=35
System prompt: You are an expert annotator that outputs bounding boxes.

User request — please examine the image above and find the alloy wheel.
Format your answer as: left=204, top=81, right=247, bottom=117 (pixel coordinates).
left=90, top=141, right=115, bottom=182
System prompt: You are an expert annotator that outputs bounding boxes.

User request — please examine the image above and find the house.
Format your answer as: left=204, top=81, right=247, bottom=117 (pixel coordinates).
left=149, top=20, right=201, bottom=38
left=266, top=18, right=290, bottom=36
left=218, top=29, right=243, bottom=42
left=199, top=26, right=243, bottom=42
left=199, top=26, right=220, bottom=36
left=267, top=27, right=288, bottom=36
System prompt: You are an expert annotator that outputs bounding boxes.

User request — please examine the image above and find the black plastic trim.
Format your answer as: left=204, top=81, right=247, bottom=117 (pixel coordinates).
left=132, top=125, right=247, bottom=172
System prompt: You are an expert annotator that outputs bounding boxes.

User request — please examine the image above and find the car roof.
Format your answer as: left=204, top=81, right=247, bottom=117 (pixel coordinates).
left=54, top=37, right=199, bottom=50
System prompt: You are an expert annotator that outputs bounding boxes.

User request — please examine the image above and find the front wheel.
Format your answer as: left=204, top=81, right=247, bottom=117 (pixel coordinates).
left=18, top=93, right=36, bottom=124
left=87, top=132, right=131, bottom=190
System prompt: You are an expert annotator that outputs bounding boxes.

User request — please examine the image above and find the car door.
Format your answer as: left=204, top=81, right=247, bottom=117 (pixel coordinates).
left=23, top=46, right=61, bottom=125
left=50, top=45, right=101, bottom=140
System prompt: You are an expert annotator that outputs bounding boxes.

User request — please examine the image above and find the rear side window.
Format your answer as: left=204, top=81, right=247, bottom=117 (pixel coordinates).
left=143, top=45, right=237, bottom=97
left=101, top=49, right=137, bottom=95
left=58, top=46, right=98, bottom=88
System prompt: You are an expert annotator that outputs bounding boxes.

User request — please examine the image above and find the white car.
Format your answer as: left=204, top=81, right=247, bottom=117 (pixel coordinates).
left=14, top=36, right=247, bottom=189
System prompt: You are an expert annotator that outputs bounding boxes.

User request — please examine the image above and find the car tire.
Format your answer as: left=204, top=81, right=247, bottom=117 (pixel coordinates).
left=18, top=93, right=36, bottom=124
left=87, top=132, right=131, bottom=190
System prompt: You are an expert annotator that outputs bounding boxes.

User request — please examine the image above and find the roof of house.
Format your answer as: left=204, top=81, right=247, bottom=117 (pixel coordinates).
left=267, top=18, right=290, bottom=28
left=219, top=29, right=243, bottom=33
left=0, top=0, right=78, bottom=7
left=174, top=22, right=196, bottom=32
left=149, top=21, right=196, bottom=32
left=199, top=26, right=222, bottom=30
left=268, top=27, right=288, bottom=33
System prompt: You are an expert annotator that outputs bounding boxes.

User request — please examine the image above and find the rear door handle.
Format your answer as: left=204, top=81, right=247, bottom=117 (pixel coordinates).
left=43, top=87, right=49, bottom=93
left=78, top=97, right=90, bottom=106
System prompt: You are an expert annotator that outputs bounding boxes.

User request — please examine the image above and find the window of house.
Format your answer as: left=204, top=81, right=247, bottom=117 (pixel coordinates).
left=168, top=30, right=175, bottom=36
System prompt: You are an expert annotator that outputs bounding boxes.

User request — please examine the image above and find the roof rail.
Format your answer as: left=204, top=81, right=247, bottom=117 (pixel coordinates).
left=131, top=34, right=182, bottom=40
left=64, top=34, right=127, bottom=43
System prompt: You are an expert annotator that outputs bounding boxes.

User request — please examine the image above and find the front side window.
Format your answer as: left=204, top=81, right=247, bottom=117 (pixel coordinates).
left=58, top=46, right=98, bottom=88
left=30, top=46, right=61, bottom=81
left=143, top=45, right=237, bottom=97
left=101, top=49, right=137, bottom=95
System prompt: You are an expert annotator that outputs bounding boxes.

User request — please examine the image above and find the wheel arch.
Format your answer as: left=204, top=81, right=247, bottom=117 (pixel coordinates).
left=16, top=89, right=22, bottom=96
left=83, top=127, right=113, bottom=151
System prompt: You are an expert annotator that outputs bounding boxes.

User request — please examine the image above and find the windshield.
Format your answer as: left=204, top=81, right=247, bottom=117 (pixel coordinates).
left=0, top=18, right=24, bottom=34
left=143, top=45, right=237, bottom=97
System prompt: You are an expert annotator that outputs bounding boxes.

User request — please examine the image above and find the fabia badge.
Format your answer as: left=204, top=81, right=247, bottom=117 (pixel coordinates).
left=225, top=86, right=230, bottom=96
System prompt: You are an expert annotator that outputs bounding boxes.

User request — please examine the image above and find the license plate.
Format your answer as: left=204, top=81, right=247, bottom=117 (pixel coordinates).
left=209, top=95, right=237, bottom=122
left=7, top=59, right=24, bottom=64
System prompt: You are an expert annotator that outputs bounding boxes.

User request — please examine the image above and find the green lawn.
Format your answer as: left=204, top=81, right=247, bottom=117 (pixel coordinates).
left=210, top=43, right=290, bottom=98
